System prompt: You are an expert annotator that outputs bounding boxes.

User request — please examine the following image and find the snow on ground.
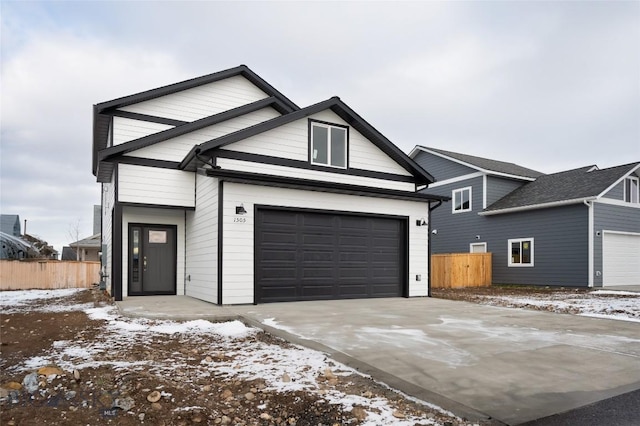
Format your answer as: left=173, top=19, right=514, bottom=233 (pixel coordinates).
left=480, top=290, right=640, bottom=322
left=0, top=288, right=85, bottom=313
left=4, top=289, right=457, bottom=425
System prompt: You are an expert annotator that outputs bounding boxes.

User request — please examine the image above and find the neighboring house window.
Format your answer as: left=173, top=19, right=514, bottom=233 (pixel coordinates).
left=508, top=238, right=534, bottom=267
left=452, top=187, right=472, bottom=213
left=624, top=176, right=639, bottom=203
left=310, top=121, right=348, bottom=168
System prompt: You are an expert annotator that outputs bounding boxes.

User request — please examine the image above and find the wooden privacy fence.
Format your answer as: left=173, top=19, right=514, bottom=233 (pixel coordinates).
left=0, top=260, right=101, bottom=291
left=431, top=253, right=492, bottom=288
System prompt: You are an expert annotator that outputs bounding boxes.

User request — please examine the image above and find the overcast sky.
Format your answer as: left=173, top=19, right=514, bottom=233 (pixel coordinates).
left=1, top=1, right=639, bottom=254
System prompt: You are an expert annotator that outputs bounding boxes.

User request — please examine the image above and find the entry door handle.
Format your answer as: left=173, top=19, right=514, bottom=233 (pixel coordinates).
left=143, top=256, right=147, bottom=272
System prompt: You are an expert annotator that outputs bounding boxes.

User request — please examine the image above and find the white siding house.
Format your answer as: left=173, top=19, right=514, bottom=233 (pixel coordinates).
left=93, top=65, right=445, bottom=303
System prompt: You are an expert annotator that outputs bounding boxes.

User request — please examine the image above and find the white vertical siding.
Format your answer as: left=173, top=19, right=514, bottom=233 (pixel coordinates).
left=125, top=107, right=281, bottom=162
left=221, top=109, right=412, bottom=177
left=101, top=174, right=116, bottom=296
left=112, top=117, right=174, bottom=146
left=121, top=207, right=186, bottom=298
left=221, top=182, right=429, bottom=304
left=185, top=174, right=218, bottom=303
left=216, top=158, right=415, bottom=191
left=119, top=75, right=269, bottom=122
left=118, top=164, right=195, bottom=207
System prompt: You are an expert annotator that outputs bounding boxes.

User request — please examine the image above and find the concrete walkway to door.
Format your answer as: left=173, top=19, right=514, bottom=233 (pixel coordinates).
left=117, top=296, right=640, bottom=425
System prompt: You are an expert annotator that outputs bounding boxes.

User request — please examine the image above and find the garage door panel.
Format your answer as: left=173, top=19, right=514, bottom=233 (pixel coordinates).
left=256, top=209, right=405, bottom=303
left=603, top=232, right=640, bottom=287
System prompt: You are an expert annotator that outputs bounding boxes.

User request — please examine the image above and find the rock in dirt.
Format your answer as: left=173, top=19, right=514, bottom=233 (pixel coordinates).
left=37, top=366, right=63, bottom=377
left=151, top=402, right=163, bottom=410
left=392, top=410, right=406, bottom=419
left=22, top=373, right=38, bottom=394
left=113, top=396, right=136, bottom=411
left=3, top=382, right=22, bottom=390
left=282, top=373, right=291, bottom=382
left=147, top=390, right=162, bottom=403
left=73, top=369, right=81, bottom=381
left=351, top=406, right=367, bottom=421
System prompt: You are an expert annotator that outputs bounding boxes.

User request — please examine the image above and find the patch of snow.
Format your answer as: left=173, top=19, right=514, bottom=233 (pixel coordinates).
left=0, top=288, right=85, bottom=306
left=590, top=290, right=640, bottom=296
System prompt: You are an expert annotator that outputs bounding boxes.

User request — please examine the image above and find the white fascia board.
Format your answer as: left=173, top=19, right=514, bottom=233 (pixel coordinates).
left=595, top=163, right=640, bottom=199
left=412, top=146, right=537, bottom=182
left=595, top=197, right=640, bottom=209
left=479, top=197, right=597, bottom=216
left=428, top=172, right=484, bottom=188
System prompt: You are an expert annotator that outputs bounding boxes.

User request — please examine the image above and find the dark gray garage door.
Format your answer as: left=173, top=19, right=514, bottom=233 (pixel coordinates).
left=256, top=208, right=406, bottom=303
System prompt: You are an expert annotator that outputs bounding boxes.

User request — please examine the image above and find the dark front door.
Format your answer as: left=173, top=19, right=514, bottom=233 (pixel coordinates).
left=128, top=224, right=177, bottom=295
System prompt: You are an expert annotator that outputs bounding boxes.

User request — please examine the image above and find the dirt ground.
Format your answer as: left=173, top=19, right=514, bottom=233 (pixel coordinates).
left=1, top=288, right=486, bottom=426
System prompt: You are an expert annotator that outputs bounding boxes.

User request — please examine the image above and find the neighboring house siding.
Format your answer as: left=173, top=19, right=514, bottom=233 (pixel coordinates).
left=489, top=205, right=588, bottom=286
left=216, top=158, right=415, bottom=192
left=121, top=206, right=186, bottom=298
left=101, top=175, right=116, bottom=292
left=486, top=176, right=525, bottom=207
left=221, top=110, right=412, bottom=177
left=112, top=117, right=174, bottom=146
left=118, top=164, right=195, bottom=207
left=602, top=181, right=624, bottom=200
left=426, top=176, right=484, bottom=243
left=118, top=75, right=269, bottom=122
left=220, top=181, right=429, bottom=304
left=124, top=107, right=281, bottom=162
left=413, top=151, right=476, bottom=181
left=593, top=202, right=640, bottom=286
left=185, top=173, right=219, bottom=303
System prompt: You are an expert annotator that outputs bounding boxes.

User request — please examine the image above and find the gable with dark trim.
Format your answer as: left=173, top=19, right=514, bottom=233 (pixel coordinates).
left=182, top=97, right=435, bottom=186
left=93, top=65, right=300, bottom=176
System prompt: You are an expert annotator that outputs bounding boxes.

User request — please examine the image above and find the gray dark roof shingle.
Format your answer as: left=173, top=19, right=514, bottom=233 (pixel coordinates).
left=484, top=162, right=640, bottom=213
left=421, top=146, right=544, bottom=179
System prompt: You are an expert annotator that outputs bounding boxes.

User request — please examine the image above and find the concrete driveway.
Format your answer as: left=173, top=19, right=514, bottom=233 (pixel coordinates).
left=231, top=298, right=640, bottom=425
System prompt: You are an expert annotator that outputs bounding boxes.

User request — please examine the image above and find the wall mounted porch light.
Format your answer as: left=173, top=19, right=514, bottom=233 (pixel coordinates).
left=416, top=218, right=427, bottom=226
left=236, top=204, right=247, bottom=215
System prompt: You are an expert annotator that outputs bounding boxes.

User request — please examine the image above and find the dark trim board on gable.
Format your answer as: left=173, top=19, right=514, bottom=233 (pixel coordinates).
left=206, top=168, right=448, bottom=203
left=112, top=156, right=182, bottom=170
left=213, top=150, right=416, bottom=183
left=110, top=110, right=188, bottom=127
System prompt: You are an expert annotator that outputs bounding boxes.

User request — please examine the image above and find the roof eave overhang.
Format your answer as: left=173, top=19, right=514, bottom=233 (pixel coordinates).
left=411, top=145, right=538, bottom=182
left=479, top=197, right=597, bottom=216
left=202, top=168, right=449, bottom=203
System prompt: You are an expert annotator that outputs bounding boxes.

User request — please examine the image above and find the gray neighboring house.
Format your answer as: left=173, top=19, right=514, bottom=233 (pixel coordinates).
left=1, top=215, right=21, bottom=237
left=411, top=146, right=640, bottom=288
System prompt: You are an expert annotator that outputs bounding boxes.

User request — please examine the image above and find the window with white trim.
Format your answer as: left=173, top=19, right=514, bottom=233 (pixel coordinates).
left=624, top=176, right=639, bottom=203
left=452, top=187, right=472, bottom=213
left=310, top=121, right=347, bottom=169
left=508, top=238, right=534, bottom=267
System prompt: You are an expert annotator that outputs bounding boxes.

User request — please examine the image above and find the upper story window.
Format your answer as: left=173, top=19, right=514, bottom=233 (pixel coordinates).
left=452, top=187, right=472, bottom=213
left=624, top=176, right=639, bottom=203
left=509, top=238, right=534, bottom=267
left=310, top=121, right=348, bottom=169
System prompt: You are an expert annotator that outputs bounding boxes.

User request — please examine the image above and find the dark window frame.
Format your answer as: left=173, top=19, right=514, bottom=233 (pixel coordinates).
left=308, top=119, right=349, bottom=169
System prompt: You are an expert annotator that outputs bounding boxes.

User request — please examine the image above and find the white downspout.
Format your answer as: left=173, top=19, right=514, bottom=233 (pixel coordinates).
left=584, top=200, right=594, bottom=287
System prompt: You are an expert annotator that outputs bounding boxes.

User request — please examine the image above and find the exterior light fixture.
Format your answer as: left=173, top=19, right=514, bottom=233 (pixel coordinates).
left=416, top=218, right=427, bottom=226
left=236, top=204, right=247, bottom=215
